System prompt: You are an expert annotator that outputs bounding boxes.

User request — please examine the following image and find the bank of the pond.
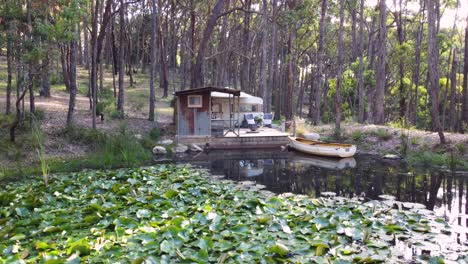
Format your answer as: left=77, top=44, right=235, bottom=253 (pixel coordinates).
left=0, top=165, right=466, bottom=263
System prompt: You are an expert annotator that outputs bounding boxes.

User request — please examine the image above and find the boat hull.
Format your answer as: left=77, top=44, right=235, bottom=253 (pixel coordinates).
left=288, top=137, right=357, bottom=158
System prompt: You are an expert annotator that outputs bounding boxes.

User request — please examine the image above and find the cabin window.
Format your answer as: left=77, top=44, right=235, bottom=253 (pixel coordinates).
left=188, top=95, right=202, bottom=108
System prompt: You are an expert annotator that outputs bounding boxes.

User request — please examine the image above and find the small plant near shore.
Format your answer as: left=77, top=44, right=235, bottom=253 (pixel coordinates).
left=372, top=128, right=392, bottom=140
left=455, top=143, right=466, bottom=154
left=351, top=130, right=364, bottom=142
left=30, top=116, right=49, bottom=186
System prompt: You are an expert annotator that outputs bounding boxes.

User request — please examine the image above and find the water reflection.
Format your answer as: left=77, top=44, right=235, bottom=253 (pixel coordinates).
left=163, top=149, right=468, bottom=244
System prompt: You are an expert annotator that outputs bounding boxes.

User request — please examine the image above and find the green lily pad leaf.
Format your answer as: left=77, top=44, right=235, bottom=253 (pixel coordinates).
left=160, top=240, right=175, bottom=253
left=313, top=217, right=330, bottom=230
left=231, top=224, right=248, bottom=233
left=164, top=189, right=178, bottom=199
left=9, top=233, right=26, bottom=241
left=35, top=241, right=50, bottom=250
left=43, top=226, right=61, bottom=233
left=15, top=207, right=30, bottom=218
left=269, top=243, right=289, bottom=256
left=136, top=209, right=151, bottom=218
left=67, top=238, right=91, bottom=256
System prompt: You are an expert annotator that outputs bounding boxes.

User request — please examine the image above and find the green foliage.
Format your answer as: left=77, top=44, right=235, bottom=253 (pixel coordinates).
left=0, top=166, right=462, bottom=262
left=372, top=128, right=392, bottom=141
left=351, top=130, right=364, bottom=142
left=99, top=123, right=150, bottom=167
left=149, top=127, right=162, bottom=141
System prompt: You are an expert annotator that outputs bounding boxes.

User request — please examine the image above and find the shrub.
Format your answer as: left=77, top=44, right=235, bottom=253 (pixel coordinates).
left=455, top=143, right=466, bottom=154
left=372, top=128, right=392, bottom=141
left=99, top=123, right=150, bottom=167
left=149, top=127, right=162, bottom=141
left=351, top=130, right=364, bottom=142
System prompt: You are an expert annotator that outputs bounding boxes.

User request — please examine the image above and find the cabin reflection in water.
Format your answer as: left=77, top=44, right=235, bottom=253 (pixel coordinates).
left=169, top=150, right=468, bottom=243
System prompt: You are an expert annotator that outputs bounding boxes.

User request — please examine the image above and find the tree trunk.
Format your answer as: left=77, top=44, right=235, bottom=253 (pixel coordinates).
left=463, top=18, right=468, bottom=131
left=157, top=0, right=169, bottom=98
left=117, top=0, right=125, bottom=117
left=260, top=0, right=268, bottom=115
left=335, top=0, right=345, bottom=133
left=393, top=0, right=406, bottom=119
left=268, top=0, right=277, bottom=114
left=374, top=0, right=387, bottom=124
left=67, top=30, right=78, bottom=126
left=40, top=51, right=51, bottom=97
left=357, top=0, right=365, bottom=123
left=6, top=20, right=13, bottom=115
left=426, top=0, right=445, bottom=143
left=366, top=16, right=376, bottom=122
left=240, top=0, right=252, bottom=92
left=448, top=49, right=458, bottom=131
left=149, top=0, right=157, bottom=121
left=190, top=0, right=225, bottom=88
left=83, top=6, right=90, bottom=69
left=27, top=0, right=35, bottom=114
left=312, top=0, right=327, bottom=124
left=410, top=3, right=424, bottom=125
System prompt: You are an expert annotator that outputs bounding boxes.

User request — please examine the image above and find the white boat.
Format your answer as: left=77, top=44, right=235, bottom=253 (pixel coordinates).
left=288, top=137, right=357, bottom=158
left=291, top=154, right=356, bottom=170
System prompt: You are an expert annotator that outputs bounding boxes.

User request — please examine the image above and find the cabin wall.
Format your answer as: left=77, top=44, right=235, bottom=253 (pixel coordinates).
left=177, top=92, right=211, bottom=136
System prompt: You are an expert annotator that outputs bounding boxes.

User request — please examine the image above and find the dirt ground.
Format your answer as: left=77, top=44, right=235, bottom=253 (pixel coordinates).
left=0, top=60, right=175, bottom=164
left=307, top=122, right=468, bottom=155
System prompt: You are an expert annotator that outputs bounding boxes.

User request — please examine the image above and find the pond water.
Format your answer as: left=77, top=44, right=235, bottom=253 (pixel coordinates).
left=157, top=149, right=468, bottom=246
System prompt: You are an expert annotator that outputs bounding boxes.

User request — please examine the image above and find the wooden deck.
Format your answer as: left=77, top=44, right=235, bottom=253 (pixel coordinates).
left=177, top=127, right=290, bottom=149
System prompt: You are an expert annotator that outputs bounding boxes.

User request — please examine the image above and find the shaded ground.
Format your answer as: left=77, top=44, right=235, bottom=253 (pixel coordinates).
left=0, top=58, right=174, bottom=165
left=307, top=122, right=468, bottom=156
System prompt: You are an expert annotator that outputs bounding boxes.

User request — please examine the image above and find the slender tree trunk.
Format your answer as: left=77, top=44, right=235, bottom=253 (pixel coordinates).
left=149, top=0, right=157, bottom=121
left=448, top=49, right=458, bottom=131
left=6, top=20, right=13, bottom=115
left=335, top=0, right=345, bottom=133
left=357, top=0, right=365, bottom=123
left=241, top=0, right=252, bottom=92
left=117, top=0, right=125, bottom=116
left=268, top=0, right=277, bottom=114
left=366, top=16, right=376, bottom=122
left=40, top=51, right=51, bottom=97
left=67, top=29, right=78, bottom=126
left=27, top=0, right=35, bottom=114
left=157, top=0, right=169, bottom=98
left=395, top=0, right=406, bottom=119
left=90, top=0, right=99, bottom=128
left=463, top=18, right=468, bottom=131
left=426, top=0, right=445, bottom=143
left=312, top=0, right=327, bottom=124
left=413, top=5, right=424, bottom=125
left=374, top=0, right=387, bottom=124
left=83, top=7, right=90, bottom=69
left=260, top=0, right=268, bottom=114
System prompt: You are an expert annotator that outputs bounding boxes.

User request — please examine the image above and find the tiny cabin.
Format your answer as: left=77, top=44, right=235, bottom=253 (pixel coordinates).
left=174, top=87, right=242, bottom=138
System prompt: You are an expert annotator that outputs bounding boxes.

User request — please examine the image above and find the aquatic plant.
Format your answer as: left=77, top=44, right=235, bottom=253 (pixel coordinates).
left=0, top=166, right=466, bottom=263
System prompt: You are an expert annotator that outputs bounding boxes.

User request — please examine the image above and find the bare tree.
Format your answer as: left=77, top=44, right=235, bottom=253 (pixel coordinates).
left=335, top=0, right=345, bottom=133
left=374, top=0, right=387, bottom=124
left=149, top=0, right=157, bottom=121
left=426, top=0, right=445, bottom=143
left=311, top=0, right=327, bottom=124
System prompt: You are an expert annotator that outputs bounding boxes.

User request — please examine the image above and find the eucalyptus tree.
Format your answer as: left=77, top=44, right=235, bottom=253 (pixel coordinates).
left=374, top=0, right=387, bottom=124
left=311, top=0, right=328, bottom=124
left=426, top=0, right=445, bottom=143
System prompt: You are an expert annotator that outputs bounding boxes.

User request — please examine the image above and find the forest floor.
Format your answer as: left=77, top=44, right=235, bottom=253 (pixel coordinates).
left=0, top=57, right=176, bottom=168
left=307, top=122, right=468, bottom=156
